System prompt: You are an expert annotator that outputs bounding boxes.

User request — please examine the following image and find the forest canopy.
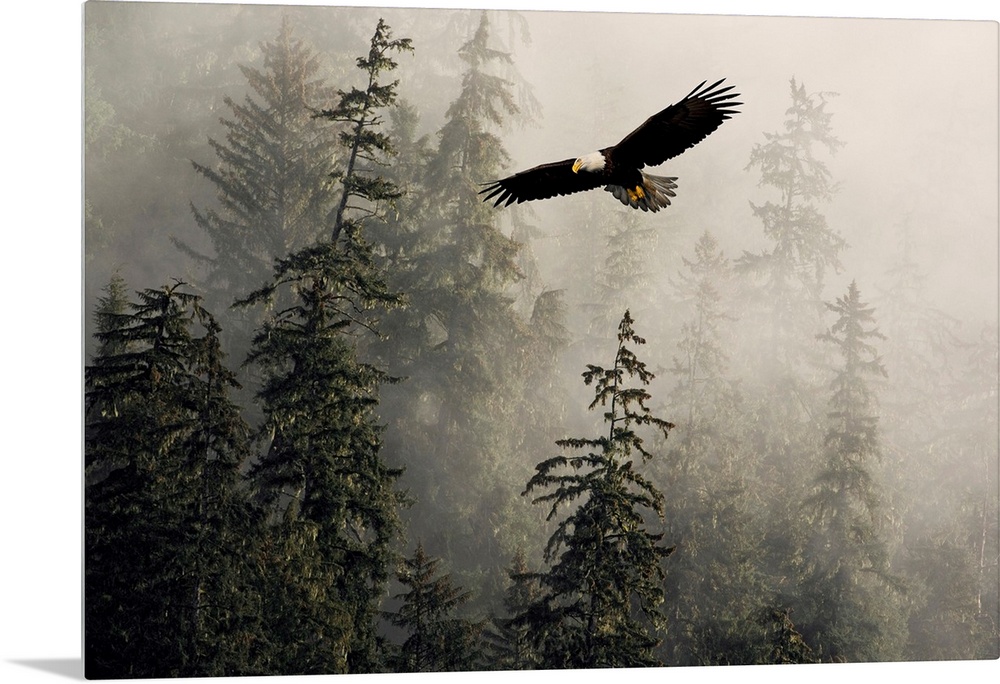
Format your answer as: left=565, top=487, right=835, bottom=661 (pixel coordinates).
left=81, top=3, right=998, bottom=679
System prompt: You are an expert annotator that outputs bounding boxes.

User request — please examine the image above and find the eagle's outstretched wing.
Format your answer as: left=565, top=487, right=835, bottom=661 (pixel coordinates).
left=611, top=79, right=742, bottom=169
left=479, top=158, right=606, bottom=207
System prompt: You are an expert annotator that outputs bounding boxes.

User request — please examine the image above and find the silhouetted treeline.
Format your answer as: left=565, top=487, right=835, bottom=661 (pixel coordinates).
left=84, top=5, right=998, bottom=678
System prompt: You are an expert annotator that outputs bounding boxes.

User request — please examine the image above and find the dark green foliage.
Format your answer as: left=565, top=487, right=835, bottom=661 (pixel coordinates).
left=239, top=244, right=405, bottom=675
left=316, top=17, right=413, bottom=243
left=757, top=608, right=818, bottom=664
left=237, top=186, right=405, bottom=676
left=233, top=19, right=412, bottom=674
left=482, top=549, right=544, bottom=670
left=85, top=281, right=258, bottom=678
left=385, top=543, right=482, bottom=672
left=518, top=311, right=674, bottom=669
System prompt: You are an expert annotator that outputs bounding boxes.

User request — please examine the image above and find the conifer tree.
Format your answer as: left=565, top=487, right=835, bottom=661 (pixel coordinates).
left=586, top=213, right=661, bottom=346
left=482, top=549, right=543, bottom=670
left=238, top=243, right=404, bottom=674
left=315, top=17, right=413, bottom=244
left=732, top=81, right=850, bottom=631
left=85, top=273, right=131, bottom=423
left=757, top=608, right=818, bottom=664
left=384, top=543, right=482, bottom=672
left=518, top=311, right=674, bottom=669
left=797, top=281, right=906, bottom=662
left=184, top=17, right=337, bottom=315
left=85, top=282, right=258, bottom=678
left=734, top=78, right=848, bottom=461
left=665, top=232, right=737, bottom=435
left=655, top=233, right=778, bottom=665
left=737, top=78, right=847, bottom=370
left=235, top=19, right=411, bottom=674
left=905, top=323, right=1000, bottom=660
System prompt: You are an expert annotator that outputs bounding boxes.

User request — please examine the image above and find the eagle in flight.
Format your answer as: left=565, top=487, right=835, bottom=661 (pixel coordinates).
left=480, top=79, right=741, bottom=213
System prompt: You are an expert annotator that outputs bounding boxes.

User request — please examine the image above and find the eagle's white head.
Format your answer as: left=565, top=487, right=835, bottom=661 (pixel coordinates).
left=572, top=151, right=605, bottom=174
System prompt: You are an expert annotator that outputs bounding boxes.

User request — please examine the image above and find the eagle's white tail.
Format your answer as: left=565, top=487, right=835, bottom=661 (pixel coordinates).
left=606, top=173, right=678, bottom=212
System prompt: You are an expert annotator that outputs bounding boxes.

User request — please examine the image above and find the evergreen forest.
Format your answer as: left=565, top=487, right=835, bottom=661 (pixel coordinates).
left=82, top=3, right=998, bottom=678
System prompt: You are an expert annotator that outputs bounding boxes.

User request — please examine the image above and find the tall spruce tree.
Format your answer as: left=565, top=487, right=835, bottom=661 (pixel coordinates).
left=85, top=281, right=258, bottom=678
left=236, top=18, right=411, bottom=674
left=315, top=17, right=413, bottom=244
left=732, top=81, right=850, bottom=631
left=797, top=281, right=906, bottom=662
left=518, top=311, right=674, bottom=669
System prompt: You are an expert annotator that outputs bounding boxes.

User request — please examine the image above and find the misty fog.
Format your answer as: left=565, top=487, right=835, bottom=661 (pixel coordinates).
left=82, top=1, right=998, bottom=676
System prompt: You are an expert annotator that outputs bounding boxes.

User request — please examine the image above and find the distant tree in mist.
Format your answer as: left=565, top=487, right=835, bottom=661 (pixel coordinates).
left=730, top=81, right=850, bottom=613
left=797, top=281, right=907, bottom=662
left=874, top=222, right=963, bottom=528
left=950, top=326, right=999, bottom=659
left=85, top=281, right=259, bottom=678
left=384, top=543, right=482, bottom=672
left=83, top=68, right=157, bottom=267
left=654, top=232, right=774, bottom=664
left=663, top=232, right=737, bottom=435
left=184, top=17, right=337, bottom=310
left=902, top=323, right=1000, bottom=660
left=868, top=222, right=998, bottom=660
left=517, top=311, right=674, bottom=669
left=87, top=273, right=131, bottom=372
left=84, top=1, right=256, bottom=313
left=737, top=77, right=847, bottom=377
left=585, top=211, right=661, bottom=351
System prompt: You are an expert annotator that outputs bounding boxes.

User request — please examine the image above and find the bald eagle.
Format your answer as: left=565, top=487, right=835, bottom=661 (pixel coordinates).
left=480, top=79, right=741, bottom=212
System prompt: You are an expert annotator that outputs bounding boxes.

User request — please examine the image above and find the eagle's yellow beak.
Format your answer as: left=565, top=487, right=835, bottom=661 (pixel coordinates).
left=571, top=159, right=582, bottom=174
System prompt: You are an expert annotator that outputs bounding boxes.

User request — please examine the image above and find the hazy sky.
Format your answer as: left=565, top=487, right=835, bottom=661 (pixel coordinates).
left=497, top=11, right=997, bottom=323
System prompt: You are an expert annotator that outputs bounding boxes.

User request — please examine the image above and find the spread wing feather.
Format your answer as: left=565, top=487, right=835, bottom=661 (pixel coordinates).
left=611, top=78, right=742, bottom=169
left=479, top=158, right=606, bottom=207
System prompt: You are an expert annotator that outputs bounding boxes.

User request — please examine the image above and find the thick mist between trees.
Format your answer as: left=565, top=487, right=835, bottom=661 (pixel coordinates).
left=83, top=1, right=998, bottom=676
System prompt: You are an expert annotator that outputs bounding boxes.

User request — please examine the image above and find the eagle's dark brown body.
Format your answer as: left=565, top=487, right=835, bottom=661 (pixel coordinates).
left=480, top=79, right=741, bottom=212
